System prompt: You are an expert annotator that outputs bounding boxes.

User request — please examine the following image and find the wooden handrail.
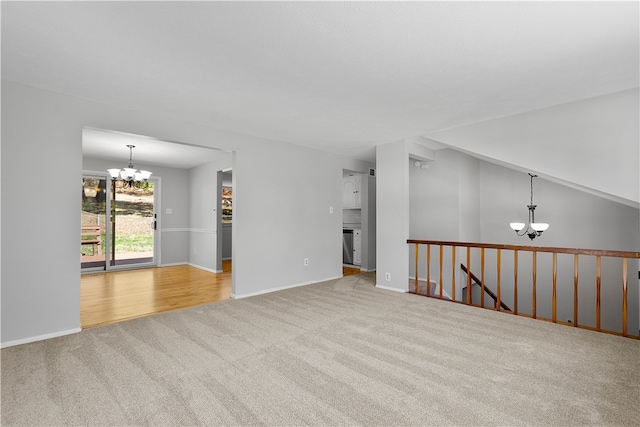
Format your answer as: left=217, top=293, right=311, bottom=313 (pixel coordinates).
left=409, top=239, right=639, bottom=339
left=407, top=239, right=640, bottom=259
left=460, top=264, right=512, bottom=312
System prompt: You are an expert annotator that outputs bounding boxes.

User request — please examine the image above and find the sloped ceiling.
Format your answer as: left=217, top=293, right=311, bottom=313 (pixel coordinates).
left=427, top=89, right=640, bottom=206
left=2, top=1, right=638, bottom=164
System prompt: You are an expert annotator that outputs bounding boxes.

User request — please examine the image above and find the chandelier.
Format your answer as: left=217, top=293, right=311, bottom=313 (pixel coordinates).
left=107, top=145, right=152, bottom=187
left=510, top=173, right=549, bottom=240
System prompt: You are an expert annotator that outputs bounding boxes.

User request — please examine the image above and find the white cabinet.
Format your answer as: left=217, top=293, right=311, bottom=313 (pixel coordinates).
left=353, top=229, right=362, bottom=265
left=342, top=175, right=362, bottom=208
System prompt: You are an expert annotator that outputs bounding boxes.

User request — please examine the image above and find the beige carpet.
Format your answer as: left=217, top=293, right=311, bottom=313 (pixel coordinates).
left=2, top=273, right=639, bottom=426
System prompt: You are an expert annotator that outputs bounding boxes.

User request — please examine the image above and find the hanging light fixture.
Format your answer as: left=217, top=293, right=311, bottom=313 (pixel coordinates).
left=107, top=145, right=152, bottom=187
left=510, top=173, right=549, bottom=240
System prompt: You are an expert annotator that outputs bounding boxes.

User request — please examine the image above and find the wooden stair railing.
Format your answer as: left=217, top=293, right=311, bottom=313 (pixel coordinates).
left=408, top=239, right=640, bottom=339
left=460, top=263, right=511, bottom=312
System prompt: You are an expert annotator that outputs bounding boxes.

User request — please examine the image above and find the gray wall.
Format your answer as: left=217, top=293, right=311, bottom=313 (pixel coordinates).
left=1, top=81, right=370, bottom=347
left=188, top=154, right=232, bottom=272
left=376, top=141, right=410, bottom=290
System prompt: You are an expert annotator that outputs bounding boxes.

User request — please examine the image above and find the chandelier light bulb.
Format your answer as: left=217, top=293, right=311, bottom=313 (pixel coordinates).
left=107, top=145, right=152, bottom=187
left=531, top=223, right=549, bottom=232
left=510, top=222, right=525, bottom=232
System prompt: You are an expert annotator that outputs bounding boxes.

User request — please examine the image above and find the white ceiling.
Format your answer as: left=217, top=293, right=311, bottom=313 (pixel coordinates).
left=2, top=2, right=638, bottom=163
left=82, top=128, right=225, bottom=169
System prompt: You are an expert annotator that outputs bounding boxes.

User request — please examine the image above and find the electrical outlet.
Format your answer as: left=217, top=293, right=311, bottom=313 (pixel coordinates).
left=385, top=272, right=391, bottom=281
left=304, top=258, right=309, bottom=266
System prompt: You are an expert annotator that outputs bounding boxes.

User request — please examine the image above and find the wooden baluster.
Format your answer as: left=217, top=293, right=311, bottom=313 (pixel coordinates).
left=622, top=258, right=628, bottom=337
left=415, top=243, right=419, bottom=294
left=466, top=247, right=471, bottom=305
left=426, top=244, right=431, bottom=297
left=451, top=246, right=456, bottom=301
left=496, top=249, right=501, bottom=311
left=573, top=254, right=579, bottom=327
left=532, top=251, right=537, bottom=319
left=439, top=245, right=443, bottom=299
left=552, top=253, right=557, bottom=323
left=513, top=250, right=518, bottom=315
left=480, top=248, right=485, bottom=308
left=596, top=256, right=601, bottom=331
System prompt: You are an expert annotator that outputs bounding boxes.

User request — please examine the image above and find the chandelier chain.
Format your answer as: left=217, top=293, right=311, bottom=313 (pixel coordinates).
left=529, top=173, right=535, bottom=206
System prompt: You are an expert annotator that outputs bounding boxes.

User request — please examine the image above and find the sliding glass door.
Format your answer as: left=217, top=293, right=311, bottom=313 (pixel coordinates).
left=110, top=179, right=156, bottom=267
left=81, top=176, right=108, bottom=269
left=82, top=174, right=157, bottom=271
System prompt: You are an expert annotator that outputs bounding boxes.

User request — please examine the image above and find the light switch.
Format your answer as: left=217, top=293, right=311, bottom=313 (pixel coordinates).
left=329, top=206, right=334, bottom=214
left=166, top=208, right=173, bottom=214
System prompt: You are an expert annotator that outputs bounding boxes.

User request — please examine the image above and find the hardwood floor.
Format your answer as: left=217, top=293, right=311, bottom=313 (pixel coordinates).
left=81, top=261, right=361, bottom=329
left=81, top=261, right=232, bottom=329
left=342, top=265, right=362, bottom=276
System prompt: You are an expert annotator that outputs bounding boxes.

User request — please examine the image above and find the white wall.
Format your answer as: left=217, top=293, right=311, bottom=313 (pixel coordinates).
left=427, top=89, right=640, bottom=206
left=1, top=81, right=369, bottom=347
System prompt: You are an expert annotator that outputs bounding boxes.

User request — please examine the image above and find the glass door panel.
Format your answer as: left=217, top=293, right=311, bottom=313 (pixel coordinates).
left=110, top=180, right=155, bottom=267
left=81, top=177, right=107, bottom=269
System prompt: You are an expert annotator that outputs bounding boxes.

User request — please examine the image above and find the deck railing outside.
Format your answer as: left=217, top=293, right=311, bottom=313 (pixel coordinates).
left=408, top=239, right=640, bottom=338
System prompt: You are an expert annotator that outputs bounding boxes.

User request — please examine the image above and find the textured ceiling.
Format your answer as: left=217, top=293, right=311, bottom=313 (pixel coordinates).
left=2, top=1, right=638, bottom=163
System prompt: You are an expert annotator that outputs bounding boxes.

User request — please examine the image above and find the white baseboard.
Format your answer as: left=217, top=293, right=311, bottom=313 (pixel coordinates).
left=160, top=262, right=222, bottom=273
left=375, top=284, right=407, bottom=293
left=159, top=262, right=188, bottom=267
left=232, top=275, right=342, bottom=299
left=188, top=263, right=222, bottom=274
left=1, top=326, right=82, bottom=349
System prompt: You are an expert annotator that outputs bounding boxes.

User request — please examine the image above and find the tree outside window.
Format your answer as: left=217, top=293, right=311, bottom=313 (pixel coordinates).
left=222, top=187, right=232, bottom=224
